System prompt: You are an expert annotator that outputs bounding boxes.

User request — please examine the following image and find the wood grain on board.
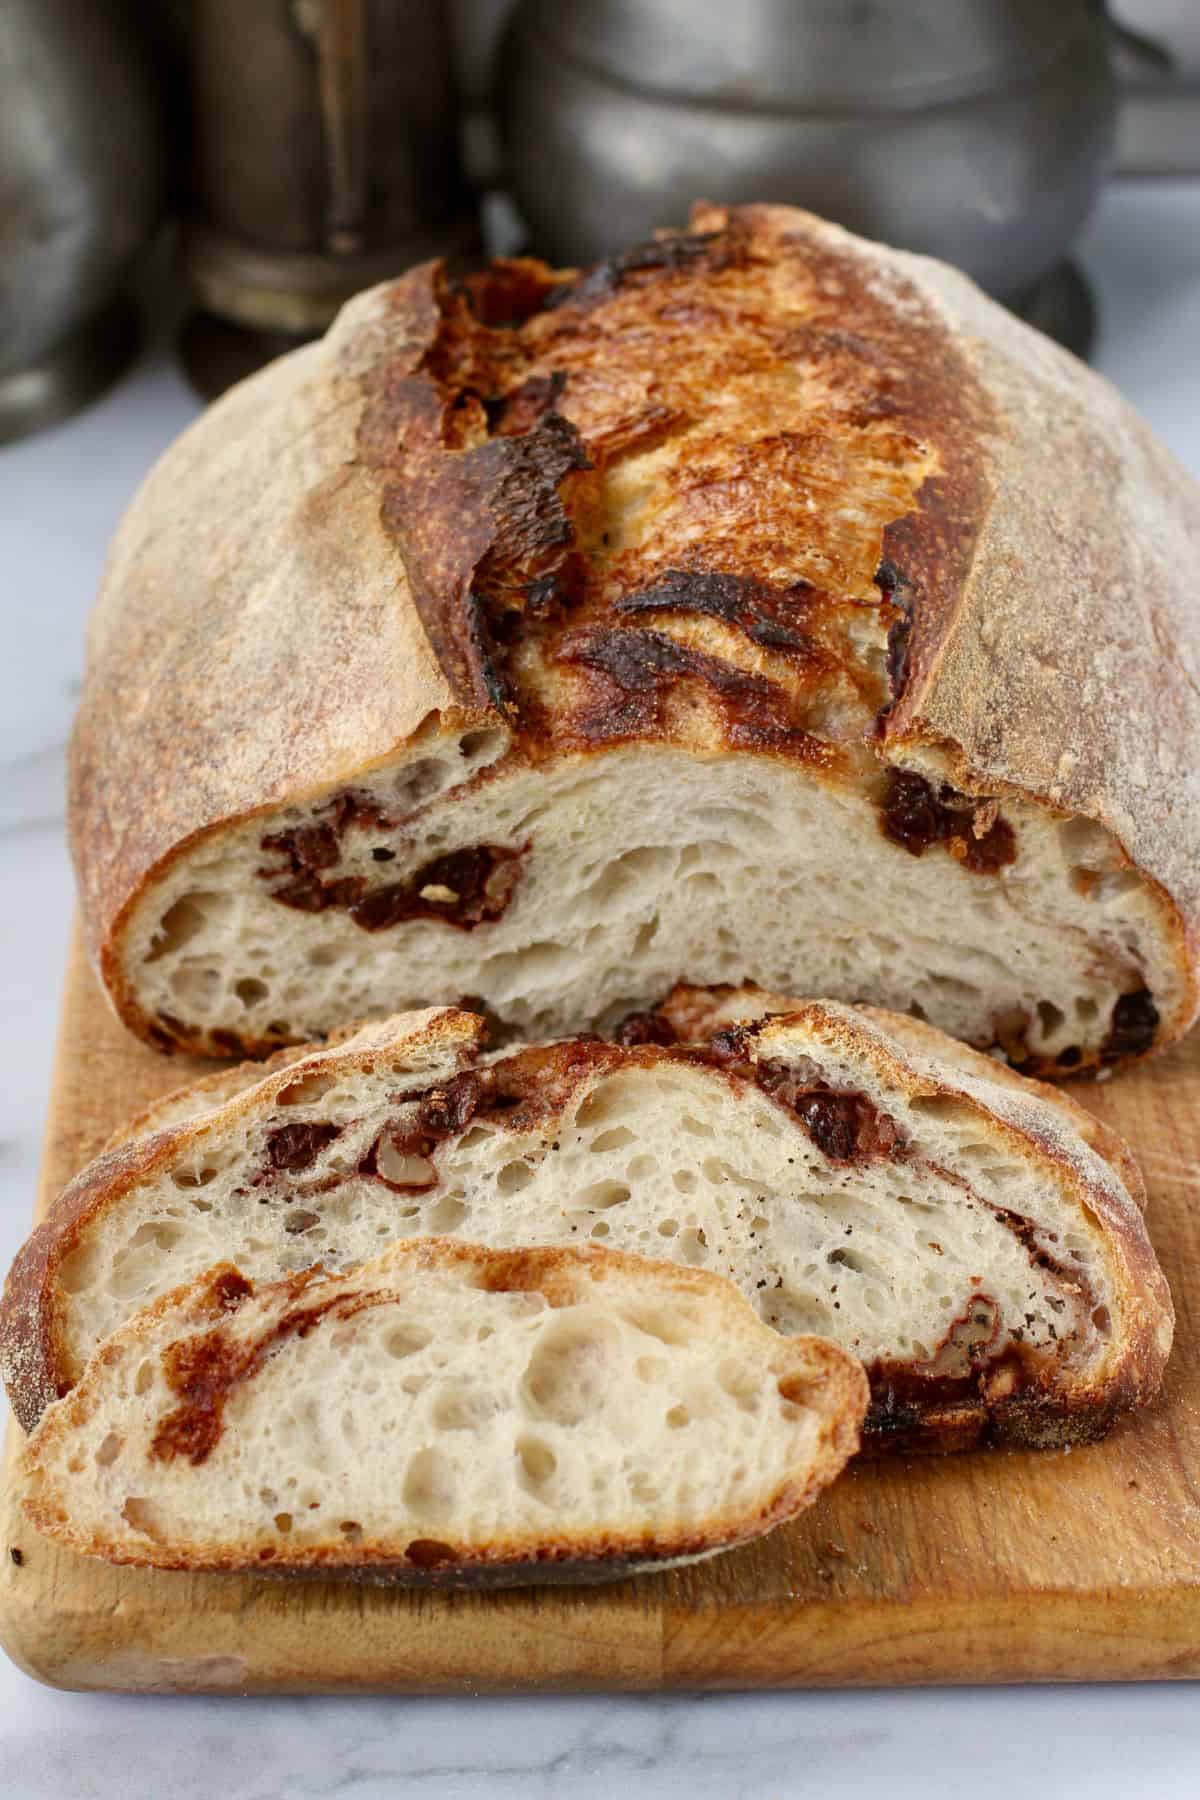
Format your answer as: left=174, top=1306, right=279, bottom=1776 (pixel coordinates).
left=1, top=927, right=1198, bottom=1692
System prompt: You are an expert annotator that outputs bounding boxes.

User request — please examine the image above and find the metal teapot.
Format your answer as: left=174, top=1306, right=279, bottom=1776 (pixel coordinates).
left=499, top=0, right=1117, bottom=306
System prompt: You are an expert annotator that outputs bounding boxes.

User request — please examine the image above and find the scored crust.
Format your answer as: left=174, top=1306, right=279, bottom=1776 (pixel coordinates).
left=0, top=994, right=1171, bottom=1454
left=69, top=203, right=1200, bottom=1068
left=17, top=1240, right=868, bottom=1584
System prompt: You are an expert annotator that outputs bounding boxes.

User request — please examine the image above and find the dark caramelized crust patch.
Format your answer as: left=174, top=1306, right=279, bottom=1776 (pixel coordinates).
left=357, top=205, right=993, bottom=767
left=613, top=570, right=826, bottom=660
left=553, top=626, right=836, bottom=760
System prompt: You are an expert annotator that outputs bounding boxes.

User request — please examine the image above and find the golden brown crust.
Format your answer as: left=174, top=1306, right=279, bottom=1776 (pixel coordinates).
left=67, top=325, right=491, bottom=1043
left=71, top=203, right=1200, bottom=1062
left=102, top=1043, right=316, bottom=1152
left=18, top=1242, right=867, bottom=1584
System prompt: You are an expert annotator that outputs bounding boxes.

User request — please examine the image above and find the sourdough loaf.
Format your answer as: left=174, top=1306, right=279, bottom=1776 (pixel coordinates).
left=16, top=1241, right=866, bottom=1583
left=70, top=205, right=1200, bottom=1073
left=1, top=995, right=1171, bottom=1453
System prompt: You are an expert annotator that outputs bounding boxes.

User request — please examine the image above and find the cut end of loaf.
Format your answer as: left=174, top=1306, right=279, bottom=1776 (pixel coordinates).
left=74, top=209, right=1196, bottom=1073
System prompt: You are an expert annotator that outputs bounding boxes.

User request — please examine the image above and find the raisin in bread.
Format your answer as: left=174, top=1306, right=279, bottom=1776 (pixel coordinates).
left=1, top=997, right=1171, bottom=1452
left=71, top=204, right=1200, bottom=1072
left=16, top=1241, right=866, bottom=1584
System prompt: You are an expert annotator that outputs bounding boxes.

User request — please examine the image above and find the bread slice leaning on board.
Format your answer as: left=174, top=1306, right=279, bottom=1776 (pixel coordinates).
left=16, top=1240, right=867, bottom=1584
left=70, top=202, right=1200, bottom=1074
left=1, top=992, right=1171, bottom=1454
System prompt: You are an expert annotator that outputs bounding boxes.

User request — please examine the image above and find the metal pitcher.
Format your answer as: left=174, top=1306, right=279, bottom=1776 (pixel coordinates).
left=499, top=0, right=1117, bottom=304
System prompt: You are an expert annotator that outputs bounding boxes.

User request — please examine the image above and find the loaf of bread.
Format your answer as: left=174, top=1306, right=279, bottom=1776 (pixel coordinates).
left=2, top=994, right=1170, bottom=1453
left=70, top=205, right=1200, bottom=1072
left=16, top=1241, right=866, bottom=1584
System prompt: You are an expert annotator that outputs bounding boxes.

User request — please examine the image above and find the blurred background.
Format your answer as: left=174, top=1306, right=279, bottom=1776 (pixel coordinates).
left=2, top=0, right=1199, bottom=436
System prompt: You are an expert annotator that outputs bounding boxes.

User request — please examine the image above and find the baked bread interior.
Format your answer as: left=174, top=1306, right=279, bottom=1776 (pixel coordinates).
left=1, top=993, right=1170, bottom=1453
left=16, top=1240, right=866, bottom=1584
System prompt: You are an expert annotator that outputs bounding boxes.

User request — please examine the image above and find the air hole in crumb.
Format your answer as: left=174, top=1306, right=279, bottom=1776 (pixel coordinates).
left=383, top=1324, right=431, bottom=1359
left=576, top=1179, right=631, bottom=1212
left=516, top=1435, right=557, bottom=1489
left=460, top=727, right=504, bottom=761
left=626, top=1306, right=691, bottom=1347
left=95, top=1433, right=123, bottom=1467
left=134, top=1361, right=155, bottom=1396
left=574, top=1083, right=623, bottom=1130
left=433, top=1384, right=496, bottom=1431
left=1037, top=1000, right=1065, bottom=1040
left=57, top=1245, right=102, bottom=1295
left=403, top=1447, right=456, bottom=1520
left=908, top=1094, right=977, bottom=1127
left=274, top=1512, right=293, bottom=1533
left=523, top=1319, right=617, bottom=1425
left=171, top=1166, right=219, bottom=1190
left=677, top=1226, right=708, bottom=1265
left=277, top=1072, right=337, bottom=1107
left=717, top=1359, right=760, bottom=1411
left=235, top=978, right=268, bottom=1008
left=146, top=893, right=219, bottom=963
left=497, top=1160, right=534, bottom=1194
left=588, top=1126, right=636, bottom=1154
left=1092, top=1305, right=1112, bottom=1336
left=666, top=1405, right=689, bottom=1429
left=121, top=1497, right=163, bottom=1538
left=423, top=1196, right=467, bottom=1232
left=658, top=1217, right=679, bottom=1237
left=339, top=1520, right=363, bottom=1541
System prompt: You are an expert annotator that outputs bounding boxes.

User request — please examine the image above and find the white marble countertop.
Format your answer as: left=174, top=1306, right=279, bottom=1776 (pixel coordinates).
left=1, top=181, right=1199, bottom=1798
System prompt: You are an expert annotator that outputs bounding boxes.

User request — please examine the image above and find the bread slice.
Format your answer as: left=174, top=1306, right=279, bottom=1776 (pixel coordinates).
left=71, top=204, right=1200, bottom=1073
left=16, top=1240, right=866, bottom=1584
left=1, top=996, right=1171, bottom=1452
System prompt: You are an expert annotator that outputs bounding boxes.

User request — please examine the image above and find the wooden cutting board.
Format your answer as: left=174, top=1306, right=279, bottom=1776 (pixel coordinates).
left=2, top=929, right=1199, bottom=1693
